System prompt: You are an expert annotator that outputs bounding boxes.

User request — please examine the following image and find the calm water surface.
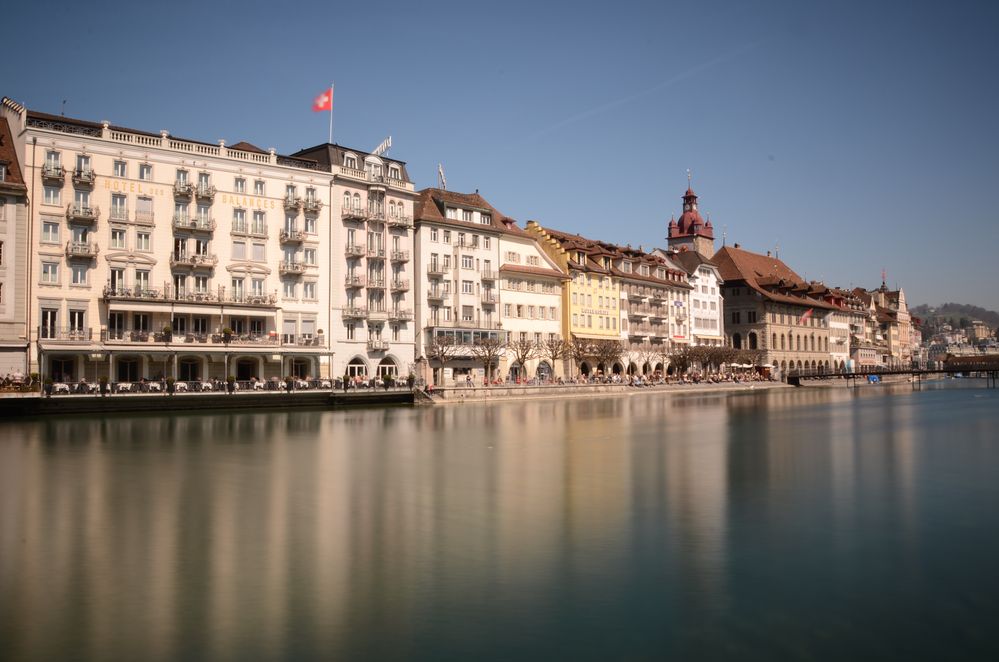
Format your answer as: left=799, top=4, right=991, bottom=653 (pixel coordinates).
left=2, top=383, right=998, bottom=661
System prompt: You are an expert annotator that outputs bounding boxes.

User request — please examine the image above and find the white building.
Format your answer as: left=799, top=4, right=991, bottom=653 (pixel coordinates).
left=413, top=189, right=506, bottom=384
left=291, top=144, right=416, bottom=380
left=497, top=227, right=566, bottom=381
left=0, top=96, right=415, bottom=383
left=667, top=250, right=724, bottom=346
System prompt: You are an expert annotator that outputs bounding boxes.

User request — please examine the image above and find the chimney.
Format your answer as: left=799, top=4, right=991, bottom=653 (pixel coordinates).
left=734, top=243, right=741, bottom=249
left=767, top=250, right=771, bottom=257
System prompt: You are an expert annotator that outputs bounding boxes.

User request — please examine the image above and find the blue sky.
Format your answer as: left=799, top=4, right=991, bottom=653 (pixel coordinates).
left=4, top=0, right=998, bottom=309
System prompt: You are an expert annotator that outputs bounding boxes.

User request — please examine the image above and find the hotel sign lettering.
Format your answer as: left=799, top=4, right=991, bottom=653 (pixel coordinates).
left=103, top=178, right=167, bottom=197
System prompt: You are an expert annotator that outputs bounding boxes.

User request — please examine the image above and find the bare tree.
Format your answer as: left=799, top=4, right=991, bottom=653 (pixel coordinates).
left=566, top=337, right=593, bottom=376
left=635, top=343, right=660, bottom=375
left=506, top=337, right=538, bottom=380
left=426, top=334, right=460, bottom=386
left=538, top=336, right=568, bottom=380
left=668, top=343, right=693, bottom=375
left=591, top=339, right=624, bottom=375
left=468, top=336, right=505, bottom=383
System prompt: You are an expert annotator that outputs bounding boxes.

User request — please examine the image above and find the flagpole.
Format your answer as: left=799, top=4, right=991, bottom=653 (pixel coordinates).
left=328, top=82, right=334, bottom=144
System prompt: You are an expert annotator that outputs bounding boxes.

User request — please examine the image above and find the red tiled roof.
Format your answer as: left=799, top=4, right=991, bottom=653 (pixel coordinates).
left=0, top=117, right=27, bottom=191
left=714, top=245, right=836, bottom=310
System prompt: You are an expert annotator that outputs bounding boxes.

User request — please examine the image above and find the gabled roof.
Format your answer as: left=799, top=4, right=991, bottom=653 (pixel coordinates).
left=413, top=188, right=527, bottom=235
left=0, top=117, right=27, bottom=192
left=714, top=245, right=836, bottom=310
left=228, top=141, right=267, bottom=154
left=499, top=263, right=569, bottom=280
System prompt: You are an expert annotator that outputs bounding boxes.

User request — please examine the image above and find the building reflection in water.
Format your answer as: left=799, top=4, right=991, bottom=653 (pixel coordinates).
left=3, top=385, right=993, bottom=660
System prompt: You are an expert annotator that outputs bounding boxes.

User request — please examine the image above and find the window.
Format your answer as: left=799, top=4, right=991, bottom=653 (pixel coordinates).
left=304, top=248, right=317, bottom=265
left=527, top=255, right=539, bottom=266
left=484, top=237, right=491, bottom=249
left=462, top=210, right=473, bottom=222
left=458, top=232, right=466, bottom=246
left=462, top=280, right=473, bottom=294
left=461, top=305, right=474, bottom=321
left=254, top=180, right=265, bottom=195
left=252, top=211, right=266, bottom=235
left=44, top=186, right=61, bottom=205
left=234, top=178, right=246, bottom=193
left=283, top=280, right=296, bottom=298
left=136, top=231, right=151, bottom=251
left=430, top=227, right=438, bottom=242
left=461, top=255, right=474, bottom=269
left=111, top=228, right=126, bottom=249
left=443, top=230, right=451, bottom=244
left=504, top=304, right=512, bottom=317
left=195, top=275, right=209, bottom=294
left=285, top=184, right=297, bottom=199
left=480, top=213, right=491, bottom=225
left=344, top=154, right=357, bottom=169
left=139, top=164, right=152, bottom=181
left=135, top=270, right=150, bottom=292
left=388, top=166, right=401, bottom=180
left=42, top=221, right=60, bottom=243
left=110, top=194, right=128, bottom=221
left=41, top=262, right=59, bottom=284
left=71, top=264, right=88, bottom=285
left=446, top=207, right=458, bottom=220
left=252, top=243, right=265, bottom=261
left=232, top=209, right=246, bottom=232
left=346, top=323, right=355, bottom=340
left=304, top=282, right=317, bottom=300
left=304, top=216, right=316, bottom=234
left=113, top=160, right=127, bottom=177
left=232, top=241, right=246, bottom=260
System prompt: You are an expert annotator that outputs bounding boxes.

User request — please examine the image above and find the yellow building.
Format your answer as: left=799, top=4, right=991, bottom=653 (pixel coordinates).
left=525, top=222, right=620, bottom=341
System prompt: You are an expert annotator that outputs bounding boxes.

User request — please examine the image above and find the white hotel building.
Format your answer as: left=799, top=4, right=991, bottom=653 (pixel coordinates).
left=0, top=97, right=415, bottom=382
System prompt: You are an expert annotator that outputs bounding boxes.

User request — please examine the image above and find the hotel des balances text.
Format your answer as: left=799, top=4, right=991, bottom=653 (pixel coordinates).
left=0, top=97, right=416, bottom=383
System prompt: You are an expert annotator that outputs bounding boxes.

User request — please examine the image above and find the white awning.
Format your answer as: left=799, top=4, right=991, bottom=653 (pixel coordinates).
left=107, top=302, right=169, bottom=313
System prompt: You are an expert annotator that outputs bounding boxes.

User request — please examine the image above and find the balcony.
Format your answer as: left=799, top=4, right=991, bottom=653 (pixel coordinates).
left=386, top=215, right=413, bottom=229
left=170, top=253, right=218, bottom=268
left=427, top=264, right=446, bottom=277
left=390, top=250, right=410, bottom=263
left=427, top=319, right=504, bottom=331
left=283, top=334, right=326, bottom=347
left=341, top=207, right=367, bottom=222
left=280, top=229, right=306, bottom=243
left=173, top=181, right=194, bottom=198
left=344, top=275, right=365, bottom=288
left=628, top=289, right=647, bottom=302
left=38, top=327, right=93, bottom=343
left=480, top=269, right=497, bottom=281
left=481, top=292, right=498, bottom=305
left=66, top=204, right=100, bottom=223
left=72, top=168, right=96, bottom=186
left=41, top=164, right=65, bottom=182
left=344, top=244, right=365, bottom=258
left=303, top=198, right=323, bottom=213
left=427, top=289, right=446, bottom=302
left=65, top=241, right=99, bottom=258
left=367, top=278, right=386, bottom=289
left=388, top=309, right=413, bottom=322
left=367, top=210, right=386, bottom=224
left=367, top=339, right=389, bottom=351
left=195, top=183, right=217, bottom=200
left=109, top=208, right=130, bottom=223
left=283, top=195, right=302, bottom=211
left=279, top=260, right=306, bottom=275
left=342, top=307, right=368, bottom=320
left=366, top=247, right=386, bottom=259
left=173, top=215, right=216, bottom=232
left=102, top=285, right=278, bottom=307
left=390, top=279, right=409, bottom=292
left=367, top=309, right=388, bottom=321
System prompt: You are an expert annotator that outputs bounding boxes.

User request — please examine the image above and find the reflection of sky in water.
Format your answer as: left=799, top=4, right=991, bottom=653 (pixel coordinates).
left=1, top=385, right=998, bottom=660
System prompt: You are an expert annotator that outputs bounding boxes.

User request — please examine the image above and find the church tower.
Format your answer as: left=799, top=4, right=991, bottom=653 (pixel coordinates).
left=666, top=186, right=716, bottom=257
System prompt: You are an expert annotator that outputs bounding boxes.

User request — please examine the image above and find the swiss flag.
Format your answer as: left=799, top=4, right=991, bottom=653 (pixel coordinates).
left=312, top=87, right=333, bottom=112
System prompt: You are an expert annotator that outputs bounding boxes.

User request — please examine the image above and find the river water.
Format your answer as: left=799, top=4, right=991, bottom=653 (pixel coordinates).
left=1, top=383, right=998, bottom=660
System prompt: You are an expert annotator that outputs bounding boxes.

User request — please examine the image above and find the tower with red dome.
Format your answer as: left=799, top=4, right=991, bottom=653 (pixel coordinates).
left=666, top=186, right=716, bottom=258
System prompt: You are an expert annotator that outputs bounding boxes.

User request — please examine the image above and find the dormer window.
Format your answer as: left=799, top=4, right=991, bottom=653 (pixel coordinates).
left=344, top=154, right=357, bottom=169
left=388, top=166, right=401, bottom=179
left=480, top=213, right=491, bottom=225
left=576, top=252, right=585, bottom=264
left=446, top=207, right=458, bottom=220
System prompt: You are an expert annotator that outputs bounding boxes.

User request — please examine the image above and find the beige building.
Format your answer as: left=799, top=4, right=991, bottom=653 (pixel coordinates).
left=0, top=114, right=29, bottom=375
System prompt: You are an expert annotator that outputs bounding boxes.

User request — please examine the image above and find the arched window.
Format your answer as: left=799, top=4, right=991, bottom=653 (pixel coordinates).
left=810, top=334, right=815, bottom=352
left=748, top=332, right=758, bottom=350
left=732, top=332, right=742, bottom=349
left=780, top=334, right=786, bottom=350
left=772, top=333, right=777, bottom=349
left=796, top=335, right=801, bottom=351
left=343, top=191, right=351, bottom=209
left=352, top=193, right=361, bottom=210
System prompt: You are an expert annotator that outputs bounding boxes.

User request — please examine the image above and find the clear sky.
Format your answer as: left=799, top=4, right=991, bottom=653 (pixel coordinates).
left=3, top=0, right=998, bottom=308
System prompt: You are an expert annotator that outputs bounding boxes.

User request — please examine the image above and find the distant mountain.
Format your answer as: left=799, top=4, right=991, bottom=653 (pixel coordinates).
left=911, top=303, right=999, bottom=333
